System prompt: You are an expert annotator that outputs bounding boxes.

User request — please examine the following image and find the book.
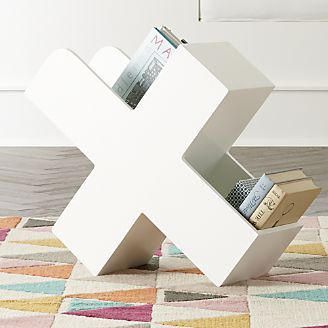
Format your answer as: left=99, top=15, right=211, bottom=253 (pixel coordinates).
left=226, top=178, right=259, bottom=210
left=249, top=177, right=321, bottom=229
left=239, top=168, right=306, bottom=219
left=112, top=26, right=181, bottom=109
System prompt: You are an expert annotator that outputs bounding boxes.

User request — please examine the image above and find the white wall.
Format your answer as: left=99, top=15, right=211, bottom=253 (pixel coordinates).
left=0, top=91, right=70, bottom=146
left=2, top=90, right=326, bottom=146
left=0, top=0, right=327, bottom=146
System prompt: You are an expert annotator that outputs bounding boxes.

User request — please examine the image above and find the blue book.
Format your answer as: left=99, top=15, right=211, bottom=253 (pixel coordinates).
left=239, top=174, right=273, bottom=219
left=239, top=168, right=305, bottom=219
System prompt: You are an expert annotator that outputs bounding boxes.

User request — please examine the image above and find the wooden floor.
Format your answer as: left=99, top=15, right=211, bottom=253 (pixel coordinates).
left=0, top=147, right=326, bottom=217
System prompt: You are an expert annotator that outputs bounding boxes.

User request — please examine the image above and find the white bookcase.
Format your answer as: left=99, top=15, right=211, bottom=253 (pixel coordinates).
left=25, top=42, right=302, bottom=286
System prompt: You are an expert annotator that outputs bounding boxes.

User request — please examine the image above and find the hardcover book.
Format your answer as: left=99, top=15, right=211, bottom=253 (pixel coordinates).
left=249, top=177, right=321, bottom=229
left=239, top=168, right=306, bottom=219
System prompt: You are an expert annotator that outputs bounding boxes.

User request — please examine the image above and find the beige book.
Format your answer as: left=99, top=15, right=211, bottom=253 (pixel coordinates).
left=249, top=177, right=321, bottom=229
left=265, top=168, right=306, bottom=183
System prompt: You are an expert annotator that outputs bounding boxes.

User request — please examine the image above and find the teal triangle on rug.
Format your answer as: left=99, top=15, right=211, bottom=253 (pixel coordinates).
left=167, top=244, right=183, bottom=255
left=0, top=280, right=66, bottom=295
left=67, top=298, right=133, bottom=312
left=255, top=288, right=328, bottom=302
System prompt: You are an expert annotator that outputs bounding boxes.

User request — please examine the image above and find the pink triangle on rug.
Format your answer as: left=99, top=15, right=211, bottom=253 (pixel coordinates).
left=0, top=258, right=54, bottom=269
left=154, top=247, right=162, bottom=257
left=0, top=315, right=54, bottom=328
left=64, top=304, right=153, bottom=322
left=298, top=216, right=320, bottom=228
left=0, top=229, right=10, bottom=241
left=162, top=296, right=248, bottom=313
left=260, top=271, right=328, bottom=286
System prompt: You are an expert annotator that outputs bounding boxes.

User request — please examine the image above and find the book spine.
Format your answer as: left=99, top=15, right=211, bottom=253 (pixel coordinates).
left=239, top=174, right=274, bottom=219
left=249, top=184, right=285, bottom=229
left=226, top=178, right=259, bottom=210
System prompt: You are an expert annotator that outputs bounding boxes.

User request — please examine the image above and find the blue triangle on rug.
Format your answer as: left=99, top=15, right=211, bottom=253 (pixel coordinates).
left=0, top=280, right=66, bottom=295
left=67, top=298, right=133, bottom=312
left=254, top=288, right=328, bottom=302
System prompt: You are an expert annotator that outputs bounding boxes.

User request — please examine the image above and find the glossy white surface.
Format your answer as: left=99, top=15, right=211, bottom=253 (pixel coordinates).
left=25, top=43, right=301, bottom=286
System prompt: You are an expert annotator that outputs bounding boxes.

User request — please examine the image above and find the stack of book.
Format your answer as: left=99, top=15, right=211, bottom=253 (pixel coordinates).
left=226, top=168, right=321, bottom=229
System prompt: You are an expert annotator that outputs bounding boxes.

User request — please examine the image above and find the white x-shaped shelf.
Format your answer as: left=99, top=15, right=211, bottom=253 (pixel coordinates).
left=25, top=42, right=302, bottom=286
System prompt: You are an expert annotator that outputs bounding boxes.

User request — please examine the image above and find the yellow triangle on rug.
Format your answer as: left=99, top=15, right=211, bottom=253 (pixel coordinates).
left=285, top=243, right=327, bottom=256
left=11, top=239, right=66, bottom=248
left=0, top=296, right=62, bottom=313
left=162, top=313, right=250, bottom=327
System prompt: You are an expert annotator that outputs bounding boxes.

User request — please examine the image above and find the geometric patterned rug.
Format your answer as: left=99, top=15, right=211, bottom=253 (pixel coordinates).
left=0, top=216, right=327, bottom=328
